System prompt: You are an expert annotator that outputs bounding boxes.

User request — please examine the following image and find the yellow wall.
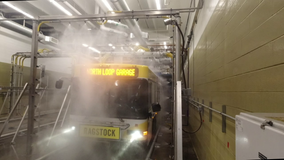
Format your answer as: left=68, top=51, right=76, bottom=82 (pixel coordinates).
left=188, top=0, right=284, bottom=159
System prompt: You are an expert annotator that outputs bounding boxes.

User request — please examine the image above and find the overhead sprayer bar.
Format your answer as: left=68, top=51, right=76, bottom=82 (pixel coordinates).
left=0, top=7, right=199, bottom=22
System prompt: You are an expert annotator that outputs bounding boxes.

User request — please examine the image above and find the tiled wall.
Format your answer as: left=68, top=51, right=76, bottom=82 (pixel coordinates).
left=188, top=0, right=284, bottom=159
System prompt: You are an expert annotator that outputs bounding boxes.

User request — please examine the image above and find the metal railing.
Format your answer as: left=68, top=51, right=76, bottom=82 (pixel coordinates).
left=0, top=83, right=28, bottom=137
left=11, top=105, right=28, bottom=145
left=47, top=85, right=71, bottom=146
left=185, top=98, right=236, bottom=134
left=0, top=90, right=10, bottom=115
left=188, top=99, right=236, bottom=120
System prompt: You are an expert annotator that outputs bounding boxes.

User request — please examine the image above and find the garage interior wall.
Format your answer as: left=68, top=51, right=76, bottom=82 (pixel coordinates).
left=187, top=0, right=284, bottom=160
left=0, top=26, right=71, bottom=115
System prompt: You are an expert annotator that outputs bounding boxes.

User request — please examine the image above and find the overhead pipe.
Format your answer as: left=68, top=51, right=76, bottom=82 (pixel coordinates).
left=100, top=24, right=128, bottom=37
left=0, top=16, right=60, bottom=52
left=111, top=0, right=148, bottom=46
left=0, top=17, right=45, bottom=40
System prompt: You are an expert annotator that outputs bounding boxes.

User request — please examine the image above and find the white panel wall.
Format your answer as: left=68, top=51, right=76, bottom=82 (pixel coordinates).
left=0, top=26, right=71, bottom=74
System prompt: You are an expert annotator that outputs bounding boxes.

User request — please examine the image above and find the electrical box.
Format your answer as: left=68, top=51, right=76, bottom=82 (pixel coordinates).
left=236, top=113, right=284, bottom=160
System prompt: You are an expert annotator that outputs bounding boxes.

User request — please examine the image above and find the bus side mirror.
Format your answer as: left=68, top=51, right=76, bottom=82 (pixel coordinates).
left=55, top=79, right=63, bottom=89
left=152, top=103, right=161, bottom=112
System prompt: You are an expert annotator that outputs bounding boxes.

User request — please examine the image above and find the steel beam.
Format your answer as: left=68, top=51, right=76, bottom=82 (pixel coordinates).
left=27, top=20, right=38, bottom=155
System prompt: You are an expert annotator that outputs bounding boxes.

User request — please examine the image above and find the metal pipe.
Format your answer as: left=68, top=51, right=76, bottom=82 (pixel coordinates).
left=36, top=86, right=47, bottom=132
left=34, top=145, right=66, bottom=160
left=0, top=110, right=58, bottom=124
left=0, top=91, right=10, bottom=115
left=0, top=121, right=62, bottom=139
left=145, top=127, right=161, bottom=160
left=11, top=105, right=28, bottom=145
left=47, top=85, right=71, bottom=146
left=11, top=145, right=20, bottom=160
left=0, top=83, right=28, bottom=137
left=36, top=9, right=192, bottom=21
left=0, top=7, right=202, bottom=22
left=9, top=55, right=15, bottom=112
left=175, top=17, right=181, bottom=82
left=60, top=99, right=71, bottom=127
left=175, top=81, right=183, bottom=160
left=174, top=16, right=183, bottom=160
left=189, top=99, right=236, bottom=120
left=27, top=20, right=39, bottom=155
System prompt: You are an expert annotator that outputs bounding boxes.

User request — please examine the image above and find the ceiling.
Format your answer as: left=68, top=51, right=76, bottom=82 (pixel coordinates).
left=0, top=0, right=196, bottom=72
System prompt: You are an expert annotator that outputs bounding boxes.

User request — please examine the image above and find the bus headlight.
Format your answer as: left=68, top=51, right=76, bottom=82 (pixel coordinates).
left=63, top=126, right=76, bottom=134
left=130, top=130, right=143, bottom=142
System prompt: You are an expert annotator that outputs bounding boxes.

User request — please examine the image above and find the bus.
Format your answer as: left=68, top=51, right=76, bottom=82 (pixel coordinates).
left=58, top=64, right=161, bottom=146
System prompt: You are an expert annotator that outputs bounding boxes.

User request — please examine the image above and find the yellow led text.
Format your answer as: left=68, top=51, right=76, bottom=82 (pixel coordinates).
left=116, top=69, right=135, bottom=77
left=88, top=68, right=115, bottom=76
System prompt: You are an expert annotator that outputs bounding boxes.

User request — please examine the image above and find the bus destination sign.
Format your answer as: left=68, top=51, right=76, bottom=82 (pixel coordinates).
left=87, top=67, right=138, bottom=77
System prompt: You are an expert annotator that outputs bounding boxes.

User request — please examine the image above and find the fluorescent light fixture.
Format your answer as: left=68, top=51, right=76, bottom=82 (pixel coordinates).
left=50, top=0, right=72, bottom=16
left=82, top=44, right=88, bottom=47
left=64, top=1, right=82, bottom=15
left=87, top=28, right=92, bottom=30
left=163, top=42, right=168, bottom=49
left=164, top=0, right=170, bottom=5
left=112, top=46, right=115, bottom=49
left=130, top=33, right=134, bottom=39
left=155, top=0, right=161, bottom=10
left=89, top=47, right=101, bottom=53
left=135, top=42, right=139, bottom=46
left=108, top=44, right=113, bottom=46
left=101, top=0, right=113, bottom=11
left=123, top=0, right=131, bottom=11
left=3, top=2, right=34, bottom=19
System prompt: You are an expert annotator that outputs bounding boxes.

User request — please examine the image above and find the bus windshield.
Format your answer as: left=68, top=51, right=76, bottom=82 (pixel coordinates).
left=70, top=78, right=149, bottom=119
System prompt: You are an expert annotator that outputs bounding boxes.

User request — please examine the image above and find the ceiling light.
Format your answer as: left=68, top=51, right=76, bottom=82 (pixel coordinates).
left=89, top=47, right=101, bottom=53
left=50, top=0, right=72, bottom=16
left=64, top=1, right=82, bottom=15
left=108, top=44, right=113, bottom=46
left=164, top=0, right=170, bottom=5
left=130, top=47, right=134, bottom=51
left=155, top=0, right=161, bottom=10
left=87, top=28, right=92, bottom=30
left=112, top=46, right=115, bottom=49
left=82, top=44, right=88, bottom=47
left=164, top=42, right=166, bottom=45
left=135, top=43, right=139, bottom=46
left=130, top=33, right=134, bottom=39
left=2, top=2, right=34, bottom=19
left=101, top=0, right=113, bottom=11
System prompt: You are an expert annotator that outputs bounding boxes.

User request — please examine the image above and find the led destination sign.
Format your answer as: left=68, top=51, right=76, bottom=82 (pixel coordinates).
left=88, top=67, right=138, bottom=77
